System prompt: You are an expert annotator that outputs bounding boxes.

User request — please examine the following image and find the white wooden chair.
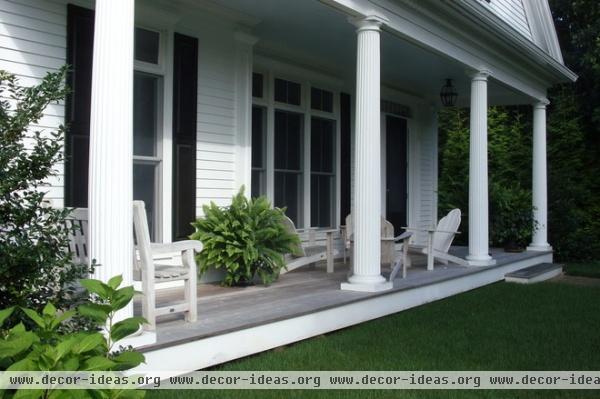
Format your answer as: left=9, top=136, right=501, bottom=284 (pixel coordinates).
left=66, top=202, right=203, bottom=331
left=344, top=214, right=399, bottom=268
left=133, top=201, right=202, bottom=330
left=279, top=216, right=339, bottom=274
left=389, top=208, right=468, bottom=281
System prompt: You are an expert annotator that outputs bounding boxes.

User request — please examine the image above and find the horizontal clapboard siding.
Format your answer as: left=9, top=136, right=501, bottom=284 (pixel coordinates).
left=479, top=0, right=532, bottom=40
left=0, top=0, right=67, bottom=208
left=195, top=31, right=238, bottom=215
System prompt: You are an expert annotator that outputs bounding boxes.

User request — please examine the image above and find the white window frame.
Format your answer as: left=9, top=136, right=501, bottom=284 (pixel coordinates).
left=133, top=25, right=172, bottom=242
left=251, top=60, right=342, bottom=229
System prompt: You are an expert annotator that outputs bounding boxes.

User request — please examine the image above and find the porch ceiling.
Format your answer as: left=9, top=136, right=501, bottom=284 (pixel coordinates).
left=204, top=0, right=533, bottom=106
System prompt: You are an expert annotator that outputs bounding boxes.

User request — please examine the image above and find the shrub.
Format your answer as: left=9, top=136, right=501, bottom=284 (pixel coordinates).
left=0, top=275, right=146, bottom=398
left=489, top=183, right=535, bottom=249
left=191, top=187, right=300, bottom=286
left=0, top=68, right=91, bottom=325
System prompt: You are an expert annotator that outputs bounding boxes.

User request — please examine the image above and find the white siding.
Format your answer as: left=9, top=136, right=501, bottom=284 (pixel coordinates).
left=193, top=27, right=238, bottom=216
left=414, top=106, right=438, bottom=246
left=0, top=0, right=67, bottom=207
left=479, top=0, right=532, bottom=40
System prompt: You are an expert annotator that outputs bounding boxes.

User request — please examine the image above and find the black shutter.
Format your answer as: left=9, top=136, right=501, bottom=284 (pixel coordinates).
left=340, top=92, right=352, bottom=222
left=65, top=4, right=94, bottom=207
left=172, top=33, right=198, bottom=240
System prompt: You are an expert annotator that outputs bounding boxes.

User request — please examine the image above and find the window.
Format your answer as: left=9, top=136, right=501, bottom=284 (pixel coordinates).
left=251, top=106, right=266, bottom=198
left=311, top=118, right=335, bottom=227
left=311, top=87, right=333, bottom=113
left=135, top=28, right=160, bottom=64
left=133, top=71, right=162, bottom=240
left=252, top=73, right=264, bottom=98
left=250, top=68, right=340, bottom=228
left=274, top=111, right=303, bottom=225
left=274, top=78, right=301, bottom=106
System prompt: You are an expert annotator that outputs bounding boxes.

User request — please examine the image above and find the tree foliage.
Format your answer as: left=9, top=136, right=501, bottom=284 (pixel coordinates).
left=0, top=68, right=91, bottom=324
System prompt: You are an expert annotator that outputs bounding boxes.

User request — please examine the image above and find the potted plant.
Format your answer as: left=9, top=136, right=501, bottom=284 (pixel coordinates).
left=190, top=187, right=301, bottom=287
left=490, top=183, right=537, bottom=252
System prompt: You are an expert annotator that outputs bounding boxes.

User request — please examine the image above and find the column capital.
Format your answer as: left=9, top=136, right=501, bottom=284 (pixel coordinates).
left=467, top=69, right=492, bottom=81
left=349, top=14, right=388, bottom=32
left=533, top=98, right=550, bottom=109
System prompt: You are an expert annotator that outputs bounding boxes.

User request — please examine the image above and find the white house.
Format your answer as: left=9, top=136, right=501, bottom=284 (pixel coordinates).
left=0, top=0, right=576, bottom=373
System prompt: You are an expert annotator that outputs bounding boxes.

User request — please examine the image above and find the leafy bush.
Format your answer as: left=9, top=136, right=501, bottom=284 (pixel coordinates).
left=191, top=187, right=300, bottom=286
left=0, top=68, right=91, bottom=324
left=0, top=275, right=146, bottom=398
left=489, top=183, right=535, bottom=249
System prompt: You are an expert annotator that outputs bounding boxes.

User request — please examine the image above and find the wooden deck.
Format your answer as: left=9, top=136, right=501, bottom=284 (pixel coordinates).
left=135, top=247, right=551, bottom=352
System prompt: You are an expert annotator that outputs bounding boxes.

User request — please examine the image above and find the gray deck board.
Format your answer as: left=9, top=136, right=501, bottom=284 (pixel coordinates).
left=136, top=247, right=551, bottom=352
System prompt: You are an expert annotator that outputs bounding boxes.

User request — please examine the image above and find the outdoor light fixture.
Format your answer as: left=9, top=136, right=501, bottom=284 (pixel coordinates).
left=440, top=78, right=458, bottom=107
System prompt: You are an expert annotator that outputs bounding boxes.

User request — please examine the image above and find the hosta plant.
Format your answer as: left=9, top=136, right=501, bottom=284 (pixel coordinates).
left=0, top=275, right=146, bottom=398
left=191, top=187, right=301, bottom=286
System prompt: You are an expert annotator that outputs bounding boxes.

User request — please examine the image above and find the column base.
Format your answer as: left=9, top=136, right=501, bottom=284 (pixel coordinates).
left=341, top=274, right=392, bottom=292
left=527, top=243, right=553, bottom=252
left=466, top=254, right=496, bottom=267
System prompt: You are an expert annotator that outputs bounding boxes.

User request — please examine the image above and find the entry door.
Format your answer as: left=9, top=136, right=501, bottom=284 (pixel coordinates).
left=385, top=115, right=408, bottom=233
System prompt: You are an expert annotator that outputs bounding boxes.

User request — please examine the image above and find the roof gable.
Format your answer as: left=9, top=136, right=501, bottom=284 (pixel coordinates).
left=476, top=0, right=564, bottom=64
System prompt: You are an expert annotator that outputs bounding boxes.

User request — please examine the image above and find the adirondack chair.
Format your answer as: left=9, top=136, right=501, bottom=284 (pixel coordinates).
left=344, top=214, right=397, bottom=268
left=389, top=208, right=468, bottom=281
left=66, top=202, right=203, bottom=331
left=279, top=216, right=339, bottom=274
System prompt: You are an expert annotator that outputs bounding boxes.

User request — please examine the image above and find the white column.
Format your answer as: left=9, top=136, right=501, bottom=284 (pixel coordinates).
left=234, top=31, right=258, bottom=196
left=341, top=15, right=392, bottom=292
left=88, top=0, right=135, bottom=320
left=466, top=70, right=495, bottom=266
left=528, top=100, right=552, bottom=251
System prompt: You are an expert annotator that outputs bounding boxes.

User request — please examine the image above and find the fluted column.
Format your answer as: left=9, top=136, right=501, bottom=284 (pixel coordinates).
left=528, top=100, right=552, bottom=251
left=466, top=70, right=495, bottom=266
left=341, top=15, right=392, bottom=292
left=88, top=0, right=135, bottom=320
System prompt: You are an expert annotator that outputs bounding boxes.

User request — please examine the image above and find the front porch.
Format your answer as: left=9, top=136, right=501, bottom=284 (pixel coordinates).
left=132, top=247, right=552, bottom=375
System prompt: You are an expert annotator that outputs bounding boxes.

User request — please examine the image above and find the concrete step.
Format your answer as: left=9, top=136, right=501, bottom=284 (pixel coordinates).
left=505, top=263, right=563, bottom=284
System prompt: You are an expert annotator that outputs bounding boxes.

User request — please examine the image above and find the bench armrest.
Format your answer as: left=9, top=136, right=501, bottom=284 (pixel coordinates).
left=401, top=226, right=461, bottom=235
left=151, top=240, right=203, bottom=255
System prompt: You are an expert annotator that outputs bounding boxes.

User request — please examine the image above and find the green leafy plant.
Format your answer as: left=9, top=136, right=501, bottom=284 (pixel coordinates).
left=0, top=275, right=146, bottom=398
left=0, top=67, right=92, bottom=326
left=191, top=187, right=301, bottom=286
left=490, top=183, right=536, bottom=251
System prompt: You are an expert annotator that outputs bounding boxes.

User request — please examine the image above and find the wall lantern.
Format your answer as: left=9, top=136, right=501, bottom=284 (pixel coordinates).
left=440, top=79, right=458, bottom=107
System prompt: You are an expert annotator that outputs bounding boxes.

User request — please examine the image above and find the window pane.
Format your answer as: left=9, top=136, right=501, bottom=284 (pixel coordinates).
left=133, top=163, right=157, bottom=240
left=311, top=87, right=333, bottom=113
left=251, top=106, right=265, bottom=168
left=133, top=73, right=159, bottom=156
left=274, top=111, right=302, bottom=171
left=252, top=73, right=263, bottom=98
left=251, top=170, right=265, bottom=199
left=275, top=172, right=301, bottom=226
left=311, top=175, right=333, bottom=227
left=311, top=118, right=334, bottom=173
left=274, top=78, right=301, bottom=106
left=135, top=28, right=160, bottom=64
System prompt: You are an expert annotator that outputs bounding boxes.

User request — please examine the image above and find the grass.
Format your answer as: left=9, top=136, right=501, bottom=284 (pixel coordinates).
left=564, top=261, right=600, bottom=278
left=146, top=281, right=600, bottom=398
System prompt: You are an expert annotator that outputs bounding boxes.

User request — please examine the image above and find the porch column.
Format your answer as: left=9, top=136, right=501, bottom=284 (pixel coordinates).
left=88, top=0, right=135, bottom=320
left=528, top=100, right=552, bottom=251
left=341, top=15, right=392, bottom=292
left=466, top=70, right=495, bottom=266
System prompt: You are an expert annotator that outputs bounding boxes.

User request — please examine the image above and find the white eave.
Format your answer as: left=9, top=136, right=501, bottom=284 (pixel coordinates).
left=445, top=0, right=578, bottom=83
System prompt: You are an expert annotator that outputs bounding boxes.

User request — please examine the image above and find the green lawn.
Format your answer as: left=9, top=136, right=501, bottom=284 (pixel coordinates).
left=147, top=281, right=600, bottom=399
left=564, top=261, right=600, bottom=278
